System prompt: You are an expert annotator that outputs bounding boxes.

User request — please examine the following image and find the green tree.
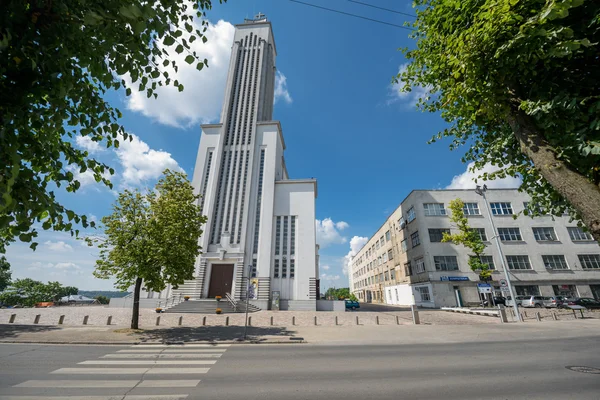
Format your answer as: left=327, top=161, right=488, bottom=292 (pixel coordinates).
left=0, top=256, right=11, bottom=291
left=91, top=169, right=206, bottom=329
left=398, top=0, right=600, bottom=241
left=95, top=295, right=110, bottom=305
left=441, top=199, right=492, bottom=281
left=0, top=0, right=224, bottom=253
left=0, top=278, right=46, bottom=306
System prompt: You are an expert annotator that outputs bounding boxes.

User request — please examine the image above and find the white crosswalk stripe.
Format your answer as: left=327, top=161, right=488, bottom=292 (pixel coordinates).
left=8, top=344, right=230, bottom=398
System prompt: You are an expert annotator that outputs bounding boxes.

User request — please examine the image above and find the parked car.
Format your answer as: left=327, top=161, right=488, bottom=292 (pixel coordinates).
left=560, top=298, right=600, bottom=309
left=345, top=299, right=360, bottom=310
left=542, top=296, right=568, bottom=308
left=505, top=295, right=528, bottom=307
left=493, top=296, right=506, bottom=306
left=521, top=295, right=546, bottom=308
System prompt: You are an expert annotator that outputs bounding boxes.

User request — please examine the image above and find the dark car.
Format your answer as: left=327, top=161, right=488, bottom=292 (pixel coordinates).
left=493, top=296, right=506, bottom=306
left=345, top=299, right=360, bottom=310
left=561, top=298, right=600, bottom=309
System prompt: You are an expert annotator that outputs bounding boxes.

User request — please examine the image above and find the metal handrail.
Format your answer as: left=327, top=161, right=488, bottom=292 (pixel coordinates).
left=158, top=293, right=184, bottom=310
left=225, top=292, right=238, bottom=311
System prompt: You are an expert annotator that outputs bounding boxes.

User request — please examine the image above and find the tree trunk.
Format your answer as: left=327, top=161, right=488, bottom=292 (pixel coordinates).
left=507, top=111, right=600, bottom=242
left=131, top=277, right=143, bottom=329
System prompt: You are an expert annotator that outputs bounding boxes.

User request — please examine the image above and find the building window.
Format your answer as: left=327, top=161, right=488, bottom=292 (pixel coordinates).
left=506, top=255, right=532, bottom=270
left=290, top=259, right=295, bottom=278
left=542, top=255, right=568, bottom=270
left=463, top=202, right=480, bottom=215
left=401, top=239, right=408, bottom=252
left=515, top=285, right=540, bottom=296
left=434, top=256, right=459, bottom=271
left=251, top=258, right=257, bottom=278
left=252, top=149, right=266, bottom=253
left=416, top=286, right=431, bottom=302
left=490, top=202, right=513, bottom=215
left=375, top=240, right=380, bottom=250
left=474, top=228, right=487, bottom=241
left=404, top=262, right=412, bottom=276
left=388, top=249, right=393, bottom=260
left=428, top=228, right=450, bottom=243
left=407, top=207, right=416, bottom=223
left=395, top=289, right=399, bottom=301
left=411, top=231, right=421, bottom=247
left=423, top=203, right=446, bottom=216
left=533, top=227, right=557, bottom=241
left=283, top=216, right=289, bottom=255
left=282, top=258, right=287, bottom=278
left=275, top=216, right=281, bottom=255
left=414, top=257, right=425, bottom=274
left=383, top=252, right=388, bottom=263
left=380, top=236, right=385, bottom=245
left=578, top=254, right=600, bottom=269
left=384, top=271, right=389, bottom=281
left=568, top=227, right=594, bottom=241
left=470, top=255, right=495, bottom=270
left=498, top=227, right=522, bottom=241
left=274, top=259, right=279, bottom=278
left=385, top=230, right=391, bottom=241
left=290, top=216, right=296, bottom=255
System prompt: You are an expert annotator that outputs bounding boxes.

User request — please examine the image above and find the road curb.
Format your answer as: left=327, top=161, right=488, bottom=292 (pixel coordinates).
left=0, top=339, right=306, bottom=346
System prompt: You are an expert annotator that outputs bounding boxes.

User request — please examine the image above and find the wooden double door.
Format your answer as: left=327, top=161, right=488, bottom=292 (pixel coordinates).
left=208, top=264, right=234, bottom=298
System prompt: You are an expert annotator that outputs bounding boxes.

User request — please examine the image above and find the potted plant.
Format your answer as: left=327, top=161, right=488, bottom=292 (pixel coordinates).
left=184, top=296, right=190, bottom=301
left=155, top=307, right=162, bottom=313
left=215, top=295, right=222, bottom=302
left=215, top=308, right=222, bottom=314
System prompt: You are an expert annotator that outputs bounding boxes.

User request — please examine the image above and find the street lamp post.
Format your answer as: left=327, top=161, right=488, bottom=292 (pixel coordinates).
left=475, top=185, right=522, bottom=322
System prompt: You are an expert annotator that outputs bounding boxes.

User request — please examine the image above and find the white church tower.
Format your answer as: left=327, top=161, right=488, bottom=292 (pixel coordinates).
left=174, top=15, right=319, bottom=310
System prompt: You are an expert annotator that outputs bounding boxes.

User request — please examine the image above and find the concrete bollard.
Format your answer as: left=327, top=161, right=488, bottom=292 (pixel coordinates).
left=524, top=311, right=527, bottom=318
left=552, top=312, right=558, bottom=321
left=9, top=314, right=16, bottom=324
left=178, top=316, right=183, bottom=326
left=34, top=314, right=41, bottom=324
left=58, top=315, right=65, bottom=325
left=248, top=316, right=252, bottom=326
left=292, top=316, right=296, bottom=326
left=202, top=316, right=206, bottom=326
left=376, top=316, right=380, bottom=325
left=225, top=316, right=229, bottom=326
left=396, top=315, right=400, bottom=325
left=498, top=305, right=508, bottom=323
left=411, top=305, right=420, bottom=325
left=520, top=313, right=525, bottom=321
left=83, top=315, right=89, bottom=325
left=270, top=316, right=274, bottom=326
left=536, top=312, right=541, bottom=322
left=335, top=316, right=339, bottom=326
left=106, top=316, right=112, bottom=326
left=314, top=316, right=317, bottom=326
left=356, top=316, right=360, bottom=325
left=156, top=316, right=160, bottom=326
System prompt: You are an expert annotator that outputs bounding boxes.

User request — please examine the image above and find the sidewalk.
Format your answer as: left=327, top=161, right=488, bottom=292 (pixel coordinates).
left=1, top=319, right=598, bottom=345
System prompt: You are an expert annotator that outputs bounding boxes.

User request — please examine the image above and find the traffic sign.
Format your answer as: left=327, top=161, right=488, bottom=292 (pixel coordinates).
left=499, top=279, right=508, bottom=288
left=500, top=286, right=510, bottom=295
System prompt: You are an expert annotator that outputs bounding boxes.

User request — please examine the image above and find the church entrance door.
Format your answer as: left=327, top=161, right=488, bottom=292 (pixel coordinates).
left=208, top=264, right=234, bottom=298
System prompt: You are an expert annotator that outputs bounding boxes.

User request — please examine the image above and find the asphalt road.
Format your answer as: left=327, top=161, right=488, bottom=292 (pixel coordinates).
left=0, top=336, right=599, bottom=400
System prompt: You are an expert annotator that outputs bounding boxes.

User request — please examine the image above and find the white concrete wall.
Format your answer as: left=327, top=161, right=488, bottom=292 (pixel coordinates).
left=316, top=300, right=345, bottom=311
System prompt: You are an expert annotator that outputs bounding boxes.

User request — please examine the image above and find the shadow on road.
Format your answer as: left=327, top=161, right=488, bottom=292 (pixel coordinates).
left=130, top=326, right=298, bottom=343
left=0, top=324, right=61, bottom=339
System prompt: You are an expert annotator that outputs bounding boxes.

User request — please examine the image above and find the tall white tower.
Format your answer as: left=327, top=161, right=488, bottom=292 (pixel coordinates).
left=175, top=15, right=319, bottom=310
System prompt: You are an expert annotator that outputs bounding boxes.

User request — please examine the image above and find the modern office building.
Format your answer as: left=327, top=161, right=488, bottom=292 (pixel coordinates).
left=349, top=189, right=600, bottom=308
left=144, top=15, right=319, bottom=310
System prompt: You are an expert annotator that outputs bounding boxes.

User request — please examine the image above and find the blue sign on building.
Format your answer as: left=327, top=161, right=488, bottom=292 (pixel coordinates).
left=440, top=276, right=470, bottom=282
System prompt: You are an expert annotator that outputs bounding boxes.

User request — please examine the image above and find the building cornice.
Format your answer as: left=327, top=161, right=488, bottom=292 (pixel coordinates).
left=200, top=123, right=223, bottom=129
left=256, top=120, right=286, bottom=150
left=275, top=179, right=318, bottom=198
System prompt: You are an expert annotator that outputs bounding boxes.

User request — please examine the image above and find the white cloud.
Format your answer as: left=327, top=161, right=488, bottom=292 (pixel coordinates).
left=320, top=273, right=341, bottom=281
left=67, top=167, right=112, bottom=189
left=316, top=218, right=349, bottom=248
left=54, top=262, right=81, bottom=271
left=446, top=162, right=522, bottom=190
left=75, top=135, right=105, bottom=154
left=88, top=214, right=97, bottom=223
left=274, top=71, right=292, bottom=104
left=126, top=19, right=235, bottom=127
left=116, top=134, right=183, bottom=186
left=321, top=265, right=330, bottom=271
left=388, top=63, right=431, bottom=107
left=343, top=236, right=369, bottom=276
left=44, top=241, right=74, bottom=252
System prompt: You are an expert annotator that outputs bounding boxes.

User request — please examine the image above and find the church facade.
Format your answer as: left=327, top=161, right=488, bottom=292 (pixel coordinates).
left=162, top=16, right=319, bottom=310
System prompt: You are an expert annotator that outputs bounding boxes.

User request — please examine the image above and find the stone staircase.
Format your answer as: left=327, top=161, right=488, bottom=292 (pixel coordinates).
left=165, top=299, right=261, bottom=314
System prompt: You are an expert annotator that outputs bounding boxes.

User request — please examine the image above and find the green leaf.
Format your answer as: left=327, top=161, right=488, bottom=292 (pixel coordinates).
left=196, top=62, right=204, bottom=71
left=175, top=45, right=184, bottom=54
left=184, top=55, right=195, bottom=64
left=163, top=35, right=175, bottom=46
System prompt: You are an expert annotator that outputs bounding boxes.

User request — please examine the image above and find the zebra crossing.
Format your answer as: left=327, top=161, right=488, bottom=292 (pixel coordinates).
left=0, top=343, right=230, bottom=400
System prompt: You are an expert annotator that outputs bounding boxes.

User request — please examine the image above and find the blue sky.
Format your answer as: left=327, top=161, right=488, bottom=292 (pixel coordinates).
left=6, top=0, right=520, bottom=291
